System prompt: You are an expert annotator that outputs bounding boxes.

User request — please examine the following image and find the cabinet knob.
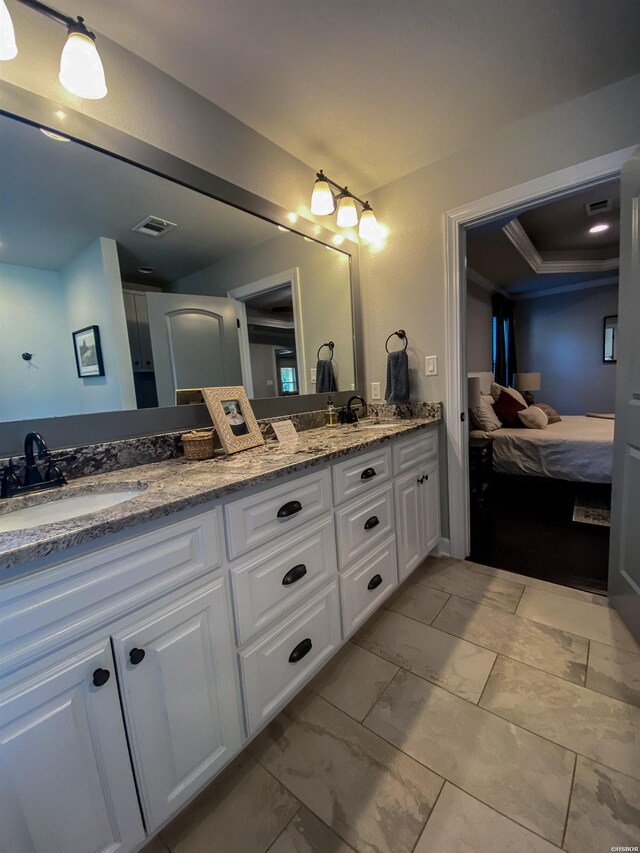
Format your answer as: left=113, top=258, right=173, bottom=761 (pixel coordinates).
left=288, top=637, right=313, bottom=663
left=364, top=515, right=380, bottom=530
left=92, top=668, right=110, bottom=687
left=282, top=563, right=308, bottom=586
left=277, top=500, right=302, bottom=519
left=129, top=648, right=146, bottom=665
left=361, top=467, right=377, bottom=480
left=367, top=573, right=383, bottom=590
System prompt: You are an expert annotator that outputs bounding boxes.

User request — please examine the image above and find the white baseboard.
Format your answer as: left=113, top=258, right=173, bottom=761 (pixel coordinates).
left=436, top=537, right=451, bottom=557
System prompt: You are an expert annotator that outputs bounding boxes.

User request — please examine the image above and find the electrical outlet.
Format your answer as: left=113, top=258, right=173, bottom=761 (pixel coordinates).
left=371, top=381, right=381, bottom=400
left=425, top=355, right=438, bottom=376
left=310, top=367, right=317, bottom=383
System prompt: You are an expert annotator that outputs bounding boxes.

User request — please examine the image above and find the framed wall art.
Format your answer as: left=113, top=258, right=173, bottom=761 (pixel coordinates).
left=72, top=325, right=105, bottom=378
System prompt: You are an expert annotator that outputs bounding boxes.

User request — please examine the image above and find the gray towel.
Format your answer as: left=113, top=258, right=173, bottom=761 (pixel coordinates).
left=385, top=350, right=410, bottom=403
left=316, top=359, right=337, bottom=393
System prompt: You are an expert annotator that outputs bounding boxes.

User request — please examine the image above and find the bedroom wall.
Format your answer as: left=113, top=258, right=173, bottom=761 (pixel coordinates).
left=466, top=280, right=493, bottom=372
left=515, top=283, right=619, bottom=415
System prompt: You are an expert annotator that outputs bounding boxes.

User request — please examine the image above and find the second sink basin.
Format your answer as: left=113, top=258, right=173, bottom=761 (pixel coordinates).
left=0, top=489, right=145, bottom=533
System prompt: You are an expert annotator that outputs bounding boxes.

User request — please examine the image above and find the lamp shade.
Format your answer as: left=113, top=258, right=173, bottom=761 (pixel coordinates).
left=358, top=205, right=378, bottom=241
left=59, top=31, right=108, bottom=99
left=310, top=178, right=334, bottom=215
left=0, top=0, right=18, bottom=60
left=514, top=372, right=541, bottom=392
left=467, top=376, right=482, bottom=410
left=336, top=193, right=358, bottom=228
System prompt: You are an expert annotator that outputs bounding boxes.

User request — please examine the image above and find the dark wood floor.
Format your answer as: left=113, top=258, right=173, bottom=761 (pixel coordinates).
left=469, top=475, right=610, bottom=595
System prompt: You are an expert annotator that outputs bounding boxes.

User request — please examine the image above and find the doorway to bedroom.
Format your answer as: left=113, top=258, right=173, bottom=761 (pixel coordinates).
left=463, top=180, right=620, bottom=594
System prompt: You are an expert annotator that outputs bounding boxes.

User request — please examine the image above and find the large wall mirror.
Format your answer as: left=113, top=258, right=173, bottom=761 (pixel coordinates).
left=0, top=108, right=358, bottom=437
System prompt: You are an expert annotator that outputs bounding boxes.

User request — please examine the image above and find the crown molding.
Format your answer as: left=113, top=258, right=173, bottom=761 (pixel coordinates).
left=513, top=274, right=619, bottom=300
left=503, top=218, right=619, bottom=274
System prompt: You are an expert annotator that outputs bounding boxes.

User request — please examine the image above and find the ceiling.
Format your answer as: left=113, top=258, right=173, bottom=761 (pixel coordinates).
left=48, top=0, right=640, bottom=193
left=467, top=179, right=620, bottom=295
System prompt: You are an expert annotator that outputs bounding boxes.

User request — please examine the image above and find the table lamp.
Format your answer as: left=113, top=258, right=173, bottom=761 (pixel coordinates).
left=514, top=372, right=541, bottom=405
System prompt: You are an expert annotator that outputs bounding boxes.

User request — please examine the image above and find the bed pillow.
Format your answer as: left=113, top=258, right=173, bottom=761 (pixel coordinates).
left=490, top=382, right=528, bottom=408
left=518, top=406, right=548, bottom=430
left=535, top=403, right=562, bottom=424
left=469, top=394, right=502, bottom=432
left=493, top=389, right=526, bottom=427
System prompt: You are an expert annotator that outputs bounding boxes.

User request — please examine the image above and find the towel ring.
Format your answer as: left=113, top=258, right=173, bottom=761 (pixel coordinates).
left=385, top=330, right=408, bottom=353
left=317, top=341, right=335, bottom=361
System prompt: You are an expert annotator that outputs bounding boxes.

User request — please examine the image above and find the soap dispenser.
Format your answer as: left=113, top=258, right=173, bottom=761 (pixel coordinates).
left=325, top=395, right=338, bottom=427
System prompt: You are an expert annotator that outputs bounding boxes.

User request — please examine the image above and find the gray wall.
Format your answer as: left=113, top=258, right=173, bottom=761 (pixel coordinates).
left=466, top=281, right=493, bottom=372
left=515, top=284, right=618, bottom=415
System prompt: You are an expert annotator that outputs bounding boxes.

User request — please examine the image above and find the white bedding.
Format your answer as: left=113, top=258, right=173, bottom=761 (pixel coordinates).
left=490, top=416, right=614, bottom=483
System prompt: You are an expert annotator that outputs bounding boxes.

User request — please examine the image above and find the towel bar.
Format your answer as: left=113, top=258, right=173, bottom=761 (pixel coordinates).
left=385, top=330, right=408, bottom=352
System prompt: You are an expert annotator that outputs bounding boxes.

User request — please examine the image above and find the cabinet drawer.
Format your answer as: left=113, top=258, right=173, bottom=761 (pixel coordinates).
left=224, top=468, right=332, bottom=560
left=335, top=483, right=394, bottom=569
left=239, top=582, right=341, bottom=734
left=332, top=445, right=392, bottom=506
left=0, top=509, right=221, bottom=676
left=340, top=536, right=398, bottom=638
left=392, top=430, right=438, bottom=475
left=231, top=516, right=337, bottom=646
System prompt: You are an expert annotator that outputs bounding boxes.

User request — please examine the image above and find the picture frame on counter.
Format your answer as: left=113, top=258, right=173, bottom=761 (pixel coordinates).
left=202, top=385, right=265, bottom=455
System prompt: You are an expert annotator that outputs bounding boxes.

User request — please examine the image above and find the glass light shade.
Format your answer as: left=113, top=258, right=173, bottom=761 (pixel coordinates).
left=0, top=0, right=18, bottom=61
left=59, top=31, right=108, bottom=99
left=310, top=179, right=334, bottom=215
left=358, top=206, right=378, bottom=241
left=336, top=194, right=358, bottom=228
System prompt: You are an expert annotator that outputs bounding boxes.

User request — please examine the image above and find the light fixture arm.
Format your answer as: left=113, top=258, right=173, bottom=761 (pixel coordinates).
left=315, top=170, right=370, bottom=211
left=15, top=0, right=91, bottom=32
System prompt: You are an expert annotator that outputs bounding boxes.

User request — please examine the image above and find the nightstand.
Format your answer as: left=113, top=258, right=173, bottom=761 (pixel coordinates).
left=469, top=437, right=493, bottom=507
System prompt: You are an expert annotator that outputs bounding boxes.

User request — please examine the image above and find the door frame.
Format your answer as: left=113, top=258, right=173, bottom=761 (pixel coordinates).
left=228, top=268, right=306, bottom=398
left=444, top=146, right=636, bottom=560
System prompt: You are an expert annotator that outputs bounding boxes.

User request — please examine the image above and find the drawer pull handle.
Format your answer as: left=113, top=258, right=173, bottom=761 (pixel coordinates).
left=288, top=637, right=313, bottom=663
left=277, top=500, right=302, bottom=518
left=92, top=668, right=110, bottom=688
left=361, top=467, right=377, bottom=480
left=282, top=564, right=308, bottom=586
left=364, top=515, right=380, bottom=530
left=129, top=648, right=146, bottom=665
left=417, top=474, right=429, bottom=485
left=367, top=573, right=383, bottom=590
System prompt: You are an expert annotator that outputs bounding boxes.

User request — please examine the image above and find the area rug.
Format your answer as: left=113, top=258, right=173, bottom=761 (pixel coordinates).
left=573, top=492, right=611, bottom=527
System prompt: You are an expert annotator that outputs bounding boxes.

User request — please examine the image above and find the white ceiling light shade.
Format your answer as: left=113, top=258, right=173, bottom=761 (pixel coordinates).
left=310, top=172, right=335, bottom=215
left=311, top=169, right=380, bottom=242
left=0, top=0, right=18, bottom=60
left=336, top=192, right=358, bottom=228
left=589, top=222, right=610, bottom=234
left=358, top=203, right=378, bottom=241
left=59, top=23, right=107, bottom=99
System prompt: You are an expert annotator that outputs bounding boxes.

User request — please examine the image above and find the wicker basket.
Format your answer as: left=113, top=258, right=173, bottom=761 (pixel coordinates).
left=181, top=429, right=215, bottom=461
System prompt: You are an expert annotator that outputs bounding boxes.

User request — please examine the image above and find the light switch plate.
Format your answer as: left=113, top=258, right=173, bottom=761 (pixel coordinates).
left=425, top=355, right=438, bottom=376
left=310, top=368, right=317, bottom=383
left=371, top=381, right=381, bottom=400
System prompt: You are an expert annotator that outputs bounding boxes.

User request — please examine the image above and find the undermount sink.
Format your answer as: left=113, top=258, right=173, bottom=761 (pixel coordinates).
left=353, top=422, right=397, bottom=431
left=0, top=489, right=145, bottom=533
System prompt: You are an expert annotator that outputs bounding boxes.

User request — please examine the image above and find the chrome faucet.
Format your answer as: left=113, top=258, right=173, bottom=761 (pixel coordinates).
left=1, top=432, right=67, bottom=499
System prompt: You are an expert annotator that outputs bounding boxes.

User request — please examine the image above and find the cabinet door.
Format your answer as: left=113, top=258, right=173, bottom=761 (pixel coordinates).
left=112, top=578, right=242, bottom=833
left=123, top=291, right=143, bottom=370
left=0, top=639, right=144, bottom=853
left=134, top=293, right=154, bottom=372
left=393, top=470, right=424, bottom=581
left=420, top=457, right=441, bottom=557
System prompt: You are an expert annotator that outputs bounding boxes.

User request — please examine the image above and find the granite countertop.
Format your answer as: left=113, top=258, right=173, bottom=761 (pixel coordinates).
left=0, top=417, right=440, bottom=571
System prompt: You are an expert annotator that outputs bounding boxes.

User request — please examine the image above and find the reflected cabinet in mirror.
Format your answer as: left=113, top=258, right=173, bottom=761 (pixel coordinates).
left=0, top=111, right=357, bottom=426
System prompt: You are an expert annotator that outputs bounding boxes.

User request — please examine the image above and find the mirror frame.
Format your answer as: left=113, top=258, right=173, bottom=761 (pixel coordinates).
left=0, top=82, right=364, bottom=455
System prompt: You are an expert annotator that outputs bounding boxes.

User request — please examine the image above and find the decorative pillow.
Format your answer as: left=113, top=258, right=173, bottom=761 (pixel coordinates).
left=535, top=403, right=562, bottom=424
left=493, top=389, right=526, bottom=427
left=469, top=394, right=502, bottom=432
left=518, top=406, right=548, bottom=430
left=490, top=382, right=528, bottom=408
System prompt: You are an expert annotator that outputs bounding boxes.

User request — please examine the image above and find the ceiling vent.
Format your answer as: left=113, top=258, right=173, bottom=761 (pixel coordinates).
left=585, top=198, right=612, bottom=217
left=131, top=215, right=177, bottom=238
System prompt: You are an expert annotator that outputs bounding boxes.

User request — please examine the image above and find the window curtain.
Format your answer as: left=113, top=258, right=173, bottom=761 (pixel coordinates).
left=492, top=294, right=517, bottom=386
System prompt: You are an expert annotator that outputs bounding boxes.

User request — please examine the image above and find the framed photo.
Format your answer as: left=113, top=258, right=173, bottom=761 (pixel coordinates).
left=202, top=386, right=265, bottom=455
left=72, top=325, right=105, bottom=378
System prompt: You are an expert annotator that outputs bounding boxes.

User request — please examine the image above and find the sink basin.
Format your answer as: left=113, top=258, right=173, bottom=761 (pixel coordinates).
left=353, top=422, right=397, bottom=431
left=0, top=490, right=144, bottom=533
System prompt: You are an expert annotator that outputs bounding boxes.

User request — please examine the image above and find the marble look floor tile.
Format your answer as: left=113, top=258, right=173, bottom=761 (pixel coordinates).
left=269, top=806, right=356, bottom=853
left=364, top=669, right=574, bottom=844
left=564, top=757, right=640, bottom=853
left=251, top=691, right=443, bottom=853
left=468, top=562, right=609, bottom=607
left=309, top=642, right=398, bottom=721
left=384, top=580, right=450, bottom=624
left=479, top=656, right=640, bottom=781
left=586, top=641, right=640, bottom=708
left=161, top=752, right=298, bottom=853
left=414, top=559, right=524, bottom=613
left=516, top=587, right=639, bottom=652
left=432, top=595, right=588, bottom=684
left=354, top=608, right=496, bottom=703
left=414, top=782, right=561, bottom=853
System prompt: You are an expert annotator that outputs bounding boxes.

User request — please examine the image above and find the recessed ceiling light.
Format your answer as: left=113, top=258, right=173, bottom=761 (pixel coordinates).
left=589, top=223, right=610, bottom=234
left=138, top=266, right=155, bottom=275
left=40, top=128, right=70, bottom=142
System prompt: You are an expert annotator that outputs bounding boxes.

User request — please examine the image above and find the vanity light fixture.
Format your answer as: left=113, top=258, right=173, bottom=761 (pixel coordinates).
left=1, top=0, right=107, bottom=99
left=310, top=170, right=379, bottom=241
left=589, top=223, right=610, bottom=234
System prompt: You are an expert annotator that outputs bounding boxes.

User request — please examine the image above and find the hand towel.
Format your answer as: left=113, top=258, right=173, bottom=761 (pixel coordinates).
left=385, top=350, right=410, bottom=403
left=316, top=359, right=337, bottom=393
